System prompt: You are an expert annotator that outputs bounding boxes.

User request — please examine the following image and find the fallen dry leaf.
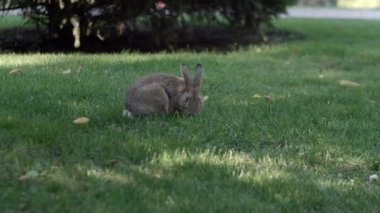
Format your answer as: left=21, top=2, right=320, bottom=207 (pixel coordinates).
left=264, top=95, right=274, bottom=102
left=252, top=94, right=261, bottom=99
left=106, top=159, right=119, bottom=167
left=252, top=94, right=274, bottom=102
left=9, top=68, right=22, bottom=76
left=73, top=117, right=90, bottom=125
left=19, top=170, right=39, bottom=181
left=339, top=80, right=360, bottom=87
left=318, top=69, right=324, bottom=79
left=62, top=69, right=71, bottom=75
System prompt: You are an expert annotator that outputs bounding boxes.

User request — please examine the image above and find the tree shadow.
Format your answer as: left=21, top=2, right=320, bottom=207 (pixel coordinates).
left=4, top=153, right=379, bottom=212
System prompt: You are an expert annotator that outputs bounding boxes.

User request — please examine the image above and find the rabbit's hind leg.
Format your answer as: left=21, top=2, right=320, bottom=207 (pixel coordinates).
left=126, top=83, right=169, bottom=116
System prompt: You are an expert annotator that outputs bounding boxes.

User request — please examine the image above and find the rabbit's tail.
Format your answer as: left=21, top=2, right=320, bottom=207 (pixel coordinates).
left=122, top=109, right=134, bottom=119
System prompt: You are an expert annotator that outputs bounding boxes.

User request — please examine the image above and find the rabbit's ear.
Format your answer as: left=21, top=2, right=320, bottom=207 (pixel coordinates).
left=193, top=64, right=203, bottom=88
left=182, top=64, right=192, bottom=89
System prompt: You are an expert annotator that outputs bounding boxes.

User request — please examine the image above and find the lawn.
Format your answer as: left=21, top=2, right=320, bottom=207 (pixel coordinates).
left=1, top=18, right=380, bottom=212
left=0, top=15, right=25, bottom=30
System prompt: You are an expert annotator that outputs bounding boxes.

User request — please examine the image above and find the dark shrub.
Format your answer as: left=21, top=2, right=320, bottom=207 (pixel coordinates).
left=1, top=0, right=296, bottom=49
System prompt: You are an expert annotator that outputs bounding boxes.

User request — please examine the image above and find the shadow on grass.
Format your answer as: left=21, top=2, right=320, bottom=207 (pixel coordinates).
left=2, top=153, right=379, bottom=212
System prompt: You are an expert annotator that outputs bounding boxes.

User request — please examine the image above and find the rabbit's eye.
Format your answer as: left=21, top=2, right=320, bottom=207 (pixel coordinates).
left=182, top=96, right=189, bottom=108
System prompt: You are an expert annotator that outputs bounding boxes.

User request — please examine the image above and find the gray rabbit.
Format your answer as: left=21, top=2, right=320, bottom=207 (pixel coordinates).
left=123, top=64, right=204, bottom=118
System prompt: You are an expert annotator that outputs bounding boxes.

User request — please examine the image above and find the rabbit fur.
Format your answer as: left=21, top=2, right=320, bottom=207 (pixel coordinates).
left=124, top=64, right=204, bottom=118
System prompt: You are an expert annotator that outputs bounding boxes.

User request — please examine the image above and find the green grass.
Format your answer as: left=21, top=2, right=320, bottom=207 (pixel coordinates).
left=1, top=19, right=380, bottom=212
left=0, top=15, right=28, bottom=30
